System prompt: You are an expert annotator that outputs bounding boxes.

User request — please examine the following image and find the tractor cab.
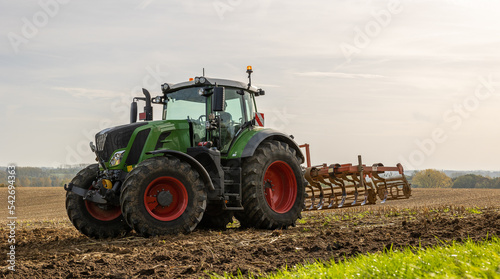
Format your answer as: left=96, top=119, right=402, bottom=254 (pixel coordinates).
left=131, top=66, right=265, bottom=155
left=161, top=83, right=256, bottom=153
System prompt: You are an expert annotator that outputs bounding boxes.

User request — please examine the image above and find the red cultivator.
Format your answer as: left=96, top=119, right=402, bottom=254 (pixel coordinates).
left=300, top=144, right=411, bottom=211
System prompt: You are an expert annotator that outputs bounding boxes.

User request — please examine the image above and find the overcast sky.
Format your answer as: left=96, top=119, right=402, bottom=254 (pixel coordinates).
left=1, top=0, right=500, bottom=170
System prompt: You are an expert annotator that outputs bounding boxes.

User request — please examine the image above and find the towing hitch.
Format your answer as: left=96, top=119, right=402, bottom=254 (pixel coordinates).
left=64, top=183, right=108, bottom=204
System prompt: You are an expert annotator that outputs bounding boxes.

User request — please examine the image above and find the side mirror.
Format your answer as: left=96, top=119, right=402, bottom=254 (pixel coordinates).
left=213, top=87, right=226, bottom=112
left=130, top=102, right=137, bottom=123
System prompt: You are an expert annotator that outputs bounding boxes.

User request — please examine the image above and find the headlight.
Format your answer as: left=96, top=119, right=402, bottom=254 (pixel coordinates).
left=109, top=150, right=125, bottom=166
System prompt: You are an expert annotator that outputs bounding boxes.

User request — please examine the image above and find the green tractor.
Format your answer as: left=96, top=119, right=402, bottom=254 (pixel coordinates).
left=65, top=66, right=305, bottom=238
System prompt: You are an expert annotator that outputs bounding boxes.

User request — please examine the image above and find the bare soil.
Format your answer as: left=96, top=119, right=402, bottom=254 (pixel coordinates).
left=1, top=187, right=500, bottom=278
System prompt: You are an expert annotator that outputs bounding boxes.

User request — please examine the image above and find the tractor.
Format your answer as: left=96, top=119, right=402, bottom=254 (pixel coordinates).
left=65, top=66, right=305, bottom=238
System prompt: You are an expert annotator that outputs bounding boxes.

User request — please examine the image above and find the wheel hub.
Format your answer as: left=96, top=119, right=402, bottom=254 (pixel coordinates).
left=264, top=179, right=274, bottom=190
left=144, top=176, right=188, bottom=221
left=263, top=161, right=297, bottom=213
left=157, top=190, right=173, bottom=207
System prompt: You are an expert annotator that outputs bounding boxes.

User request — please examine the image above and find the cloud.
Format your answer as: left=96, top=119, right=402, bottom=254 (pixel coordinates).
left=295, top=72, right=385, bottom=79
left=53, top=87, right=123, bottom=100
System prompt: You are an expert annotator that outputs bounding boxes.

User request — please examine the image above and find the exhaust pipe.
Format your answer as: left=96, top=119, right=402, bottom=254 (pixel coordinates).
left=142, top=88, right=153, bottom=121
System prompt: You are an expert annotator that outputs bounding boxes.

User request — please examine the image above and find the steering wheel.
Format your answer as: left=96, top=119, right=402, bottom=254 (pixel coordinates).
left=197, top=115, right=206, bottom=123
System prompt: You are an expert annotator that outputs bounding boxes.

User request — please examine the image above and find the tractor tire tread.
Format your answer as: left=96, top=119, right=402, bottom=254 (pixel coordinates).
left=66, top=164, right=131, bottom=239
left=235, top=140, right=304, bottom=230
left=120, top=156, right=206, bottom=237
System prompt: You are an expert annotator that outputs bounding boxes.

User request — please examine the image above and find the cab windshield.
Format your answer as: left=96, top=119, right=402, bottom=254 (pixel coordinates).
left=163, top=86, right=256, bottom=153
left=163, top=88, right=206, bottom=121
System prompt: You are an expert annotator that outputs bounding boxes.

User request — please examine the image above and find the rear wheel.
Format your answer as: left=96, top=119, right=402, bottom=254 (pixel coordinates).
left=236, top=140, right=304, bottom=229
left=66, top=164, right=131, bottom=238
left=120, top=157, right=207, bottom=237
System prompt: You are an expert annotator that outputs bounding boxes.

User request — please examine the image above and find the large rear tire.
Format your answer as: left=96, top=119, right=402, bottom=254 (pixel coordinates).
left=236, top=140, right=304, bottom=229
left=66, top=164, right=131, bottom=239
left=120, top=157, right=207, bottom=237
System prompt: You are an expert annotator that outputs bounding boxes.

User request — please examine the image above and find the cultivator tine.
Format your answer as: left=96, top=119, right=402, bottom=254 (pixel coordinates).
left=326, top=168, right=346, bottom=208
left=339, top=193, right=346, bottom=208
left=305, top=184, right=316, bottom=210
left=316, top=175, right=335, bottom=209
left=317, top=192, right=324, bottom=210
left=304, top=167, right=324, bottom=210
left=301, top=153, right=411, bottom=212
left=356, top=156, right=369, bottom=206
left=381, top=185, right=388, bottom=203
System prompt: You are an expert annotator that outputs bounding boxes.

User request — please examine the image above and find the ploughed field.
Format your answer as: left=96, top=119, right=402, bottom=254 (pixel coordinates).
left=1, top=187, right=500, bottom=278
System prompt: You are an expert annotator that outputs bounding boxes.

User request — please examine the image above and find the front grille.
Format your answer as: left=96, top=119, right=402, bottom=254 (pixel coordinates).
left=96, top=133, right=107, bottom=151
left=95, top=122, right=148, bottom=162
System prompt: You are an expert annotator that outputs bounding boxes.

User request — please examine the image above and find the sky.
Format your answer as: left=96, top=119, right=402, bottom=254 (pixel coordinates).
left=1, top=0, right=500, bottom=170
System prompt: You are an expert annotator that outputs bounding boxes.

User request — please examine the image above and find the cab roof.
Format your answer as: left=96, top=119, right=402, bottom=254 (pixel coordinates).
left=164, top=77, right=262, bottom=94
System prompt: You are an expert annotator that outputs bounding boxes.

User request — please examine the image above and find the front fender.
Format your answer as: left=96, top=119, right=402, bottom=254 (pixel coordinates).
left=146, top=149, right=215, bottom=191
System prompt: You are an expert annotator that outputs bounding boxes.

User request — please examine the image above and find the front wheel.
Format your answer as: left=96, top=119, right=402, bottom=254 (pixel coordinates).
left=120, top=157, right=207, bottom=237
left=66, top=164, right=131, bottom=238
left=236, top=140, right=304, bottom=229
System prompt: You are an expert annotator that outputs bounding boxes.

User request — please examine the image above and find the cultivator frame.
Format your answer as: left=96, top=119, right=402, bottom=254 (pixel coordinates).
left=300, top=144, right=411, bottom=211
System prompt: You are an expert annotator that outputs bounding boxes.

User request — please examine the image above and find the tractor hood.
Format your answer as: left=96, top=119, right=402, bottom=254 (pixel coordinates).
left=95, top=122, right=148, bottom=163
left=94, top=120, right=193, bottom=169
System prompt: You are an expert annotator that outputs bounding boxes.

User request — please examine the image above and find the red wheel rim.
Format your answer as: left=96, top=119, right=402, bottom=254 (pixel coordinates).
left=263, top=161, right=297, bottom=213
left=85, top=186, right=122, bottom=221
left=144, top=177, right=188, bottom=221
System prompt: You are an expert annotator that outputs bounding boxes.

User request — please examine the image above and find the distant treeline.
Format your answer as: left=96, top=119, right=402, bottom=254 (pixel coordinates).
left=410, top=169, right=500, bottom=189
left=0, top=165, right=89, bottom=187
left=451, top=174, right=500, bottom=189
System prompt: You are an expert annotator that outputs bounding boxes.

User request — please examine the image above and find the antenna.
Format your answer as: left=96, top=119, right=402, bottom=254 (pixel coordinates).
left=203, top=68, right=205, bottom=77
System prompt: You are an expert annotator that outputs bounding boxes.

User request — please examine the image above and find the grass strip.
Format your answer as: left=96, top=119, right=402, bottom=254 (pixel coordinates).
left=214, top=237, right=500, bottom=278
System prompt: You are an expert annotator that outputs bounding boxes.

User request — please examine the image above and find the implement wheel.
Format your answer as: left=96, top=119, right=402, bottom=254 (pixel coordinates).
left=403, top=184, right=411, bottom=198
left=120, top=157, right=207, bottom=237
left=66, top=164, right=131, bottom=238
left=236, top=140, right=304, bottom=229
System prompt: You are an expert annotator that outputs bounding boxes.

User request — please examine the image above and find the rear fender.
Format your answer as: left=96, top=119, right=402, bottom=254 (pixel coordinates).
left=240, top=130, right=305, bottom=163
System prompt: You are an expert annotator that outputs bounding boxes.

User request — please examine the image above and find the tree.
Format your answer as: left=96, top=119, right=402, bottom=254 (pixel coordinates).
left=452, top=174, right=492, bottom=188
left=41, top=176, right=52, bottom=187
left=490, top=178, right=500, bottom=189
left=412, top=169, right=452, bottom=188
left=18, top=177, right=31, bottom=187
